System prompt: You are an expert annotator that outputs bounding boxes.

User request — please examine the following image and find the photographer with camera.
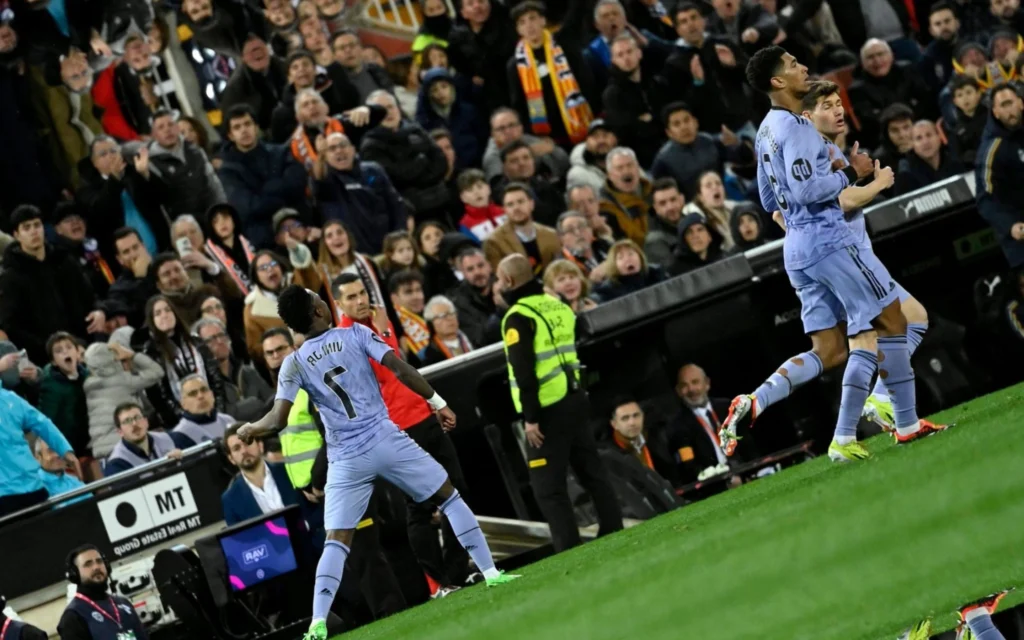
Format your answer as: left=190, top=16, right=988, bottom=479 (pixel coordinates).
left=58, top=545, right=148, bottom=640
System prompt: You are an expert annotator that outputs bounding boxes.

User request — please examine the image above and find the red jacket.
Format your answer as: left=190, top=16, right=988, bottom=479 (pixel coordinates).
left=92, top=64, right=141, bottom=142
left=339, top=314, right=432, bottom=430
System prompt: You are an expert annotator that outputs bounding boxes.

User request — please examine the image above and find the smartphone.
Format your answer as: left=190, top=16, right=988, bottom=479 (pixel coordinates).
left=175, top=236, right=193, bottom=256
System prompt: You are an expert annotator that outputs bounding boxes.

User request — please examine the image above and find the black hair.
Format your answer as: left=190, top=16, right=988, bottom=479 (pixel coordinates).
left=457, top=168, right=487, bottom=193
left=66, top=544, right=103, bottom=575
left=113, top=402, right=144, bottom=428
left=745, top=45, right=788, bottom=94
left=950, top=74, right=980, bottom=94
left=285, top=49, right=315, bottom=68
left=330, top=27, right=360, bottom=48
left=989, top=81, right=1020, bottom=106
left=928, top=1, right=956, bottom=18
left=223, top=422, right=245, bottom=444
left=501, top=181, right=533, bottom=202
left=673, top=1, right=702, bottom=26
left=608, top=395, right=640, bottom=421
left=651, top=177, right=680, bottom=194
left=388, top=269, right=425, bottom=294
left=45, top=331, right=77, bottom=361
left=151, top=107, right=175, bottom=125
left=261, top=326, right=294, bottom=346
left=660, top=101, right=694, bottom=127
left=10, top=204, right=43, bottom=229
left=332, top=272, right=363, bottom=296
left=151, top=252, right=181, bottom=279
left=225, top=103, right=257, bottom=127
left=510, top=0, right=546, bottom=22
left=113, top=226, right=142, bottom=245
left=277, top=284, right=317, bottom=334
left=878, top=103, right=915, bottom=131
left=500, top=139, right=532, bottom=163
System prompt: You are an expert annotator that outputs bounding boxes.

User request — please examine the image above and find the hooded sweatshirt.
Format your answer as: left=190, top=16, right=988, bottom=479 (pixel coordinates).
left=670, top=213, right=725, bottom=275
left=83, top=342, right=165, bottom=457
left=729, top=208, right=766, bottom=253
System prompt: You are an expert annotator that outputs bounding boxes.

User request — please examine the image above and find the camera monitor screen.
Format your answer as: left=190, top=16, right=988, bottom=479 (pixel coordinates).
left=218, top=515, right=298, bottom=591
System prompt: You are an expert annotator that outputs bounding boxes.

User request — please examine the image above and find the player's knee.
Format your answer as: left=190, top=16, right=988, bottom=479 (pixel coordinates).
left=848, top=331, right=878, bottom=353
left=875, top=301, right=908, bottom=336
left=428, top=479, right=455, bottom=506
left=902, top=298, right=928, bottom=326
left=326, top=529, right=355, bottom=546
left=811, top=329, right=847, bottom=369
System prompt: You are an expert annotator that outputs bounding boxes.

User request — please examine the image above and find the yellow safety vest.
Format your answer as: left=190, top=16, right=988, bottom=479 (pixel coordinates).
left=280, top=389, right=323, bottom=489
left=501, top=293, right=581, bottom=413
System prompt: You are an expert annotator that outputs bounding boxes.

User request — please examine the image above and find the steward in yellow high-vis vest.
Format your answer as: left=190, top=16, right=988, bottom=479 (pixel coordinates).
left=280, top=389, right=323, bottom=489
left=497, top=254, right=622, bottom=553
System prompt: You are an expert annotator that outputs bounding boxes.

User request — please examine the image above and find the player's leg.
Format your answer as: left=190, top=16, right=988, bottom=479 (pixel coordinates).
left=868, top=287, right=928, bottom=409
left=379, top=429, right=520, bottom=587
left=957, top=589, right=1014, bottom=640
left=828, top=327, right=877, bottom=462
left=307, top=456, right=376, bottom=640
left=562, top=392, right=623, bottom=536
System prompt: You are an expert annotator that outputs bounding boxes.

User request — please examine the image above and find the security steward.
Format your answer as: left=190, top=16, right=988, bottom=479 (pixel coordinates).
left=497, top=254, right=623, bottom=552
left=58, top=544, right=149, bottom=640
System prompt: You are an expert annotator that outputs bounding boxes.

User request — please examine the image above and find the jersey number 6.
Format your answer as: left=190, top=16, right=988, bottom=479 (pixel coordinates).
left=323, top=366, right=358, bottom=420
left=762, top=153, right=788, bottom=211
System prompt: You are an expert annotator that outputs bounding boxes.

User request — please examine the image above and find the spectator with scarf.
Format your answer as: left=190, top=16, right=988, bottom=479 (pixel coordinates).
left=205, top=203, right=257, bottom=294
left=286, top=87, right=385, bottom=175
left=316, top=220, right=392, bottom=325
left=421, top=295, right=474, bottom=365
left=243, top=246, right=321, bottom=363
left=389, top=269, right=431, bottom=364
left=599, top=147, right=654, bottom=246
left=506, top=0, right=596, bottom=150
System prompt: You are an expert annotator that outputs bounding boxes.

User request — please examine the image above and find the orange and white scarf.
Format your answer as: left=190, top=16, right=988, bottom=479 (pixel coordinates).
left=397, top=306, right=431, bottom=356
left=206, top=237, right=255, bottom=294
left=291, top=117, right=345, bottom=172
left=515, top=30, right=593, bottom=144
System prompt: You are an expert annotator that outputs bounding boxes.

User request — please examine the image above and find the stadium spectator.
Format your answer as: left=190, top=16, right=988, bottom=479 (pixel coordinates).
left=219, top=34, right=289, bottom=131
left=446, top=0, right=518, bottom=114
left=316, top=220, right=390, bottom=311
left=51, top=202, right=115, bottom=304
left=151, top=252, right=238, bottom=327
left=141, top=295, right=225, bottom=426
left=171, top=214, right=248, bottom=297
left=556, top=210, right=611, bottom=280
left=272, top=208, right=321, bottom=259
left=431, top=128, right=462, bottom=207
left=217, top=104, right=310, bottom=249
left=482, top=108, right=570, bottom=183
left=605, top=396, right=676, bottom=483
left=193, top=317, right=270, bottom=421
left=670, top=213, right=725, bottom=275
left=457, top=169, right=506, bottom=243
left=177, top=0, right=261, bottom=58
left=567, top=183, right=616, bottom=241
left=449, top=248, right=500, bottom=347
left=106, top=228, right=159, bottom=328
left=421, top=296, right=474, bottom=365
left=388, top=53, right=420, bottom=117
left=947, top=75, right=987, bottom=169
left=985, top=0, right=1024, bottom=36
left=484, top=182, right=560, bottom=274
left=730, top=209, right=767, bottom=254
left=312, top=131, right=406, bottom=255
left=0, top=355, right=79, bottom=517
left=543, top=259, right=597, bottom=313
left=895, top=120, right=965, bottom=196
left=599, top=147, right=653, bottom=246
left=244, top=248, right=321, bottom=362
left=873, top=103, right=916, bottom=181
left=388, top=270, right=430, bottom=363
left=76, top=136, right=167, bottom=260
left=707, top=0, right=780, bottom=55
left=683, top=170, right=737, bottom=251
left=507, top=1, right=595, bottom=149
left=378, top=231, right=423, bottom=287
left=567, top=119, right=618, bottom=193
left=37, top=332, right=89, bottom=460
left=603, top=34, right=665, bottom=167
left=592, top=238, right=665, bottom=302
left=847, top=39, right=935, bottom=150
left=34, top=439, right=89, bottom=504
left=171, top=374, right=236, bottom=446
left=82, top=341, right=163, bottom=459
left=270, top=51, right=340, bottom=142
left=416, top=68, right=485, bottom=169
left=494, top=140, right=564, bottom=226
left=261, top=328, right=295, bottom=386
left=57, top=544, right=150, bottom=640
left=645, top=178, right=685, bottom=267
left=104, top=400, right=183, bottom=476
left=146, top=109, right=227, bottom=219
left=205, top=203, right=257, bottom=293
left=330, top=29, right=393, bottom=104
left=976, top=83, right=1024, bottom=273
left=91, top=32, right=166, bottom=141
left=920, top=2, right=962, bottom=93
left=413, top=0, right=454, bottom=56
left=0, top=205, right=106, bottom=365
left=583, top=0, right=629, bottom=98
left=651, top=102, right=750, bottom=200
left=361, top=90, right=452, bottom=224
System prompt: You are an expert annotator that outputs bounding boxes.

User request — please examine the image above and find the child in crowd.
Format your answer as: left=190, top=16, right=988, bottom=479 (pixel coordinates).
left=38, top=332, right=91, bottom=470
left=948, top=74, right=986, bottom=169
left=457, top=169, right=506, bottom=242
left=378, top=230, right=422, bottom=284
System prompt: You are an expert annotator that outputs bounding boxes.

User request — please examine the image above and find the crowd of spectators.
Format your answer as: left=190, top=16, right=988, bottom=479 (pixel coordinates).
left=2, top=0, right=1024, bottom=533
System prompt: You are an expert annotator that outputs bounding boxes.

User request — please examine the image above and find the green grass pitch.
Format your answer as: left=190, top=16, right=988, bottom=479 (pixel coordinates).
left=338, top=383, right=1024, bottom=640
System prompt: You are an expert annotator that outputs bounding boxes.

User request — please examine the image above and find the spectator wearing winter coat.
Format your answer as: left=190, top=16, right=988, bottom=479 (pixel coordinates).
left=270, top=51, right=345, bottom=143
left=361, top=90, right=452, bottom=224
left=873, top=103, right=915, bottom=185
left=416, top=68, right=486, bottom=169
left=483, top=182, right=560, bottom=274
left=330, top=30, right=394, bottom=102
left=219, top=35, right=290, bottom=131
left=457, top=169, right=506, bottom=243
left=919, top=2, right=961, bottom=94
left=592, top=239, right=666, bottom=302
left=91, top=32, right=169, bottom=141
left=104, top=402, right=189, bottom=476
left=482, top=108, right=571, bottom=184
left=76, top=136, right=168, bottom=260
left=669, top=213, right=725, bottom=275
left=895, top=120, right=965, bottom=196
left=449, top=247, right=500, bottom=346
left=644, top=177, right=684, bottom=268
left=0, top=206, right=106, bottom=365
left=82, top=341, right=164, bottom=458
left=106, top=228, right=160, bottom=328
left=602, top=34, right=666, bottom=167
left=446, top=0, right=518, bottom=115
left=218, top=104, right=310, bottom=249
left=948, top=75, right=987, bottom=169
left=729, top=208, right=766, bottom=254
left=567, top=119, right=618, bottom=193
left=192, top=317, right=271, bottom=421
left=141, top=295, right=226, bottom=427
left=492, top=140, right=565, bottom=227
left=312, top=131, right=406, bottom=255
left=171, top=375, right=237, bottom=447
left=206, top=203, right=257, bottom=294
left=51, top=203, right=116, bottom=300
left=152, top=249, right=244, bottom=327
left=651, top=102, right=750, bottom=200
left=146, top=109, right=227, bottom=220
left=243, top=247, right=322, bottom=363
left=599, top=147, right=654, bottom=246
left=37, top=332, right=90, bottom=458
left=179, top=0, right=263, bottom=58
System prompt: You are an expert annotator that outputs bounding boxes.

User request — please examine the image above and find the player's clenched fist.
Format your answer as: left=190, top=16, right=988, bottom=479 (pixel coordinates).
left=437, top=406, right=457, bottom=432
left=847, top=141, right=873, bottom=178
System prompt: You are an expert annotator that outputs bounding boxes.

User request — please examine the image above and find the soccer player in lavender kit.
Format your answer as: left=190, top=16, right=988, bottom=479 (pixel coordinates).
left=719, top=46, right=946, bottom=462
left=238, top=286, right=519, bottom=640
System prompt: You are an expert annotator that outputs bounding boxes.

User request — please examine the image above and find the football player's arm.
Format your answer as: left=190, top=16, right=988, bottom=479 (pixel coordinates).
left=838, top=183, right=884, bottom=211
left=239, top=357, right=298, bottom=440
left=757, top=162, right=781, bottom=213
left=781, top=124, right=853, bottom=206
left=381, top=351, right=436, bottom=399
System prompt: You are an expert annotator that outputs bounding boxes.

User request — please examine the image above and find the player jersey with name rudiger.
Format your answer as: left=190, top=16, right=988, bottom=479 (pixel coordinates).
left=755, top=107, right=856, bottom=271
left=276, top=324, right=397, bottom=461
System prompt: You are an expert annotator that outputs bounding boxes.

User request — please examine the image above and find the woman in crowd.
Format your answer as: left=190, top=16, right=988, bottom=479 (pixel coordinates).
left=316, top=220, right=390, bottom=321
left=243, top=245, right=321, bottom=362
left=671, top=214, right=726, bottom=275
left=378, top=230, right=422, bottom=284
left=592, top=240, right=666, bottom=303
left=420, top=295, right=474, bottom=366
left=416, top=221, right=458, bottom=296
left=141, top=295, right=226, bottom=427
left=544, top=259, right=597, bottom=313
left=205, top=204, right=256, bottom=294
left=683, top=171, right=739, bottom=252
left=729, top=209, right=767, bottom=254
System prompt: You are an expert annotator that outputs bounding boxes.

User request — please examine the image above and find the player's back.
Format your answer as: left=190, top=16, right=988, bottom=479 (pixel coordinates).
left=756, top=109, right=854, bottom=271
left=279, top=325, right=397, bottom=459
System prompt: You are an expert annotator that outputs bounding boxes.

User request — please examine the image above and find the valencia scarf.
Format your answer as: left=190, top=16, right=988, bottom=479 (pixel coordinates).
left=425, top=332, right=473, bottom=361
left=515, top=30, right=593, bottom=144
left=206, top=237, right=255, bottom=294
left=397, top=306, right=431, bottom=356
left=291, top=117, right=345, bottom=171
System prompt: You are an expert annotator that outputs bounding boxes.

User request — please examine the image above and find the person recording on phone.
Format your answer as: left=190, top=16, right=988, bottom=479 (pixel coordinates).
left=58, top=545, right=149, bottom=640
left=169, top=215, right=248, bottom=301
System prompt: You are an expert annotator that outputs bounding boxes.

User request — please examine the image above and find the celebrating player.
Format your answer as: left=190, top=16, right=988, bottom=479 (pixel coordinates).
left=238, top=286, right=519, bottom=640
left=722, top=47, right=945, bottom=463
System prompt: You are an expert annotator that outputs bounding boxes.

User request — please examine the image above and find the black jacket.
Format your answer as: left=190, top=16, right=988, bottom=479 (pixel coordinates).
left=268, top=65, right=383, bottom=144
left=975, top=115, right=1024, bottom=269
left=660, top=37, right=750, bottom=132
left=949, top=106, right=988, bottom=169
left=669, top=213, right=726, bottom=276
left=0, top=64, right=59, bottom=216
left=359, top=121, right=451, bottom=217
left=314, top=161, right=406, bottom=255
left=0, top=243, right=98, bottom=363
left=920, top=37, right=958, bottom=94
left=106, top=271, right=159, bottom=328
left=592, top=265, right=667, bottom=303
left=847, top=61, right=937, bottom=149
left=8, top=0, right=94, bottom=63
left=180, top=0, right=264, bottom=58
left=219, top=57, right=290, bottom=131
left=669, top=397, right=753, bottom=484
left=75, top=157, right=169, bottom=261
left=895, top=147, right=965, bottom=196
left=706, top=4, right=780, bottom=55
left=446, top=3, right=518, bottom=114
left=449, top=279, right=498, bottom=347
left=781, top=0, right=909, bottom=54
left=602, top=65, right=668, bottom=168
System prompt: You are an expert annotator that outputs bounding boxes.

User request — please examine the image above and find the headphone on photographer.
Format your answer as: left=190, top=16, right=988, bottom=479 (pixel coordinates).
left=65, top=544, right=111, bottom=585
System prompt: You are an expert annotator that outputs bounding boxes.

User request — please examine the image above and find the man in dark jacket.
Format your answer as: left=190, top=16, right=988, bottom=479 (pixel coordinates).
left=52, top=202, right=115, bottom=300
left=107, top=227, right=160, bottom=329
left=448, top=247, right=499, bottom=346
left=446, top=0, right=518, bottom=115
left=147, top=109, right=227, bottom=219
left=919, top=2, right=961, bottom=94
left=361, top=90, right=451, bottom=224
left=76, top=135, right=168, bottom=260
left=0, top=206, right=105, bottom=364
left=270, top=50, right=365, bottom=143
left=219, top=34, right=289, bottom=131
left=779, top=0, right=910, bottom=59
left=416, top=68, right=486, bottom=169
left=603, top=33, right=667, bottom=168
left=217, top=104, right=309, bottom=249
left=848, top=39, right=936, bottom=149
left=492, top=140, right=564, bottom=227
left=872, top=103, right=915, bottom=188
left=179, top=0, right=263, bottom=58
left=313, top=131, right=406, bottom=254
left=329, top=29, right=393, bottom=104
left=976, top=83, right=1024, bottom=271
left=895, top=120, right=966, bottom=195
left=706, top=0, right=779, bottom=55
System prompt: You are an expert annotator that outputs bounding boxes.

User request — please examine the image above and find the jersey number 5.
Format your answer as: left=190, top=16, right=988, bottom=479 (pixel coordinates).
left=762, top=153, right=788, bottom=211
left=323, top=366, right=358, bottom=420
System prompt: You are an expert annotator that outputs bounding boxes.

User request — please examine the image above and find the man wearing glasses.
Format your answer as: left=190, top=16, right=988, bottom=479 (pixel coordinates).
left=555, top=210, right=610, bottom=281
left=193, top=317, right=272, bottom=421
left=104, top=402, right=189, bottom=476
